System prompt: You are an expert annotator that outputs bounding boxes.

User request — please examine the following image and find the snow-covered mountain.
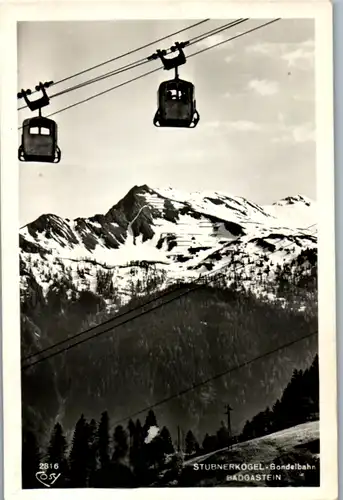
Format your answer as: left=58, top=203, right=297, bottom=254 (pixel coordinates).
left=19, top=185, right=317, bottom=307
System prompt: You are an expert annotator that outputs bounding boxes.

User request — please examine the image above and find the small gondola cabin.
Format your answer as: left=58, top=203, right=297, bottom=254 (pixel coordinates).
left=154, top=78, right=199, bottom=128
left=18, top=116, right=61, bottom=163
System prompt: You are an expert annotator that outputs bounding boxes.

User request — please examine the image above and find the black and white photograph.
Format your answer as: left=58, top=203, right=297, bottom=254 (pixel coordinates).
left=0, top=2, right=337, bottom=499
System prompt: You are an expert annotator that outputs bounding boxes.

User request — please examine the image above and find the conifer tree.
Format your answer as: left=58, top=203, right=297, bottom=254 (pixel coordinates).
left=239, top=353, right=320, bottom=442
left=96, top=411, right=111, bottom=487
left=87, top=418, right=98, bottom=487
left=185, top=430, right=199, bottom=456
left=98, top=411, right=110, bottom=470
left=131, top=419, right=144, bottom=465
left=128, top=419, right=136, bottom=450
left=202, top=433, right=218, bottom=452
left=47, top=422, right=68, bottom=476
left=69, top=414, right=90, bottom=487
left=307, top=354, right=319, bottom=414
left=141, top=410, right=160, bottom=472
left=262, top=407, right=273, bottom=434
left=131, top=419, right=147, bottom=485
left=112, top=425, right=128, bottom=462
left=145, top=425, right=174, bottom=474
left=202, top=433, right=210, bottom=452
left=109, top=425, right=136, bottom=487
left=146, top=435, right=164, bottom=470
left=216, top=421, right=230, bottom=448
left=160, top=426, right=174, bottom=455
left=272, top=399, right=283, bottom=431
left=143, top=409, right=158, bottom=438
left=241, top=419, right=252, bottom=440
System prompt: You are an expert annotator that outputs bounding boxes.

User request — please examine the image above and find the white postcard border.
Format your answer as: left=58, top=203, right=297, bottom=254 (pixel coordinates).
left=0, top=2, right=337, bottom=500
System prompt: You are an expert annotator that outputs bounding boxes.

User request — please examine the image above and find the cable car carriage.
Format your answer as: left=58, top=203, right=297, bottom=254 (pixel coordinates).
left=148, top=42, right=200, bottom=128
left=19, top=116, right=61, bottom=163
left=154, top=78, right=199, bottom=128
left=18, top=82, right=61, bottom=163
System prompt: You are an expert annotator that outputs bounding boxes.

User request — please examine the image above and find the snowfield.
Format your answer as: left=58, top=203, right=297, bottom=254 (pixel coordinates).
left=19, top=185, right=317, bottom=307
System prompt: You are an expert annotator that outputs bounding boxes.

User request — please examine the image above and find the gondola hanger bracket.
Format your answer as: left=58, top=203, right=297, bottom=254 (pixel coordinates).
left=147, top=41, right=189, bottom=70
left=17, top=81, right=54, bottom=112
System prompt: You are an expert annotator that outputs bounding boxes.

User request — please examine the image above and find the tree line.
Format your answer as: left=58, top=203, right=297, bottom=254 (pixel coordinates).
left=23, top=408, right=180, bottom=489
left=240, top=354, right=319, bottom=441
left=22, top=353, right=318, bottom=489
left=23, top=404, right=238, bottom=489
left=190, top=354, right=319, bottom=456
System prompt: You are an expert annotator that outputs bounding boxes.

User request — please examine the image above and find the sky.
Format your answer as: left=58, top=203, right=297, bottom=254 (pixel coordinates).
left=17, top=19, right=316, bottom=226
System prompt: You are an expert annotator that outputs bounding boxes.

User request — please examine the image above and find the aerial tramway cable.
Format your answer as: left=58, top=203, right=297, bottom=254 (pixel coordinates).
left=22, top=222, right=316, bottom=364
left=17, top=18, right=253, bottom=159
left=149, top=18, right=248, bottom=128
left=19, top=16, right=317, bottom=429
left=17, top=18, right=280, bottom=130
left=17, top=18, right=210, bottom=109
left=17, top=19, right=248, bottom=110
left=17, top=18, right=281, bottom=164
left=18, top=17, right=298, bottom=345
left=113, top=329, right=318, bottom=425
left=49, top=19, right=248, bottom=101
left=21, top=222, right=317, bottom=370
left=17, top=21, right=223, bottom=160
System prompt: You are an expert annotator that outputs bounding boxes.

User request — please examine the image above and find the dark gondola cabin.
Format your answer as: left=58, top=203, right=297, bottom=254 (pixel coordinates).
left=154, top=79, right=200, bottom=128
left=18, top=116, right=61, bottom=163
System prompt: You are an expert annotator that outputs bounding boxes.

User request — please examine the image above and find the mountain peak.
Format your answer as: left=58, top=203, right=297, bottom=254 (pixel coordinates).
left=19, top=185, right=317, bottom=318
left=273, top=195, right=313, bottom=207
left=26, top=213, right=69, bottom=234
left=105, top=184, right=155, bottom=220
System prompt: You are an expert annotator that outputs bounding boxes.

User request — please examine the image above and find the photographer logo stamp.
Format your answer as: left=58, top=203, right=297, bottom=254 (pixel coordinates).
left=35, top=464, right=61, bottom=487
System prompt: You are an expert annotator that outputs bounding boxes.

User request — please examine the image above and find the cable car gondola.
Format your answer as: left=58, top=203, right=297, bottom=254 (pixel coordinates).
left=18, top=115, right=61, bottom=163
left=154, top=78, right=199, bottom=128
left=18, top=81, right=61, bottom=163
left=148, top=42, right=200, bottom=129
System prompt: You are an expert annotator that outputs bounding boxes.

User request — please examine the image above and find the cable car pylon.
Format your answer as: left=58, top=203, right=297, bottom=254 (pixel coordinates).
left=18, top=81, right=61, bottom=164
left=148, top=42, right=200, bottom=128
